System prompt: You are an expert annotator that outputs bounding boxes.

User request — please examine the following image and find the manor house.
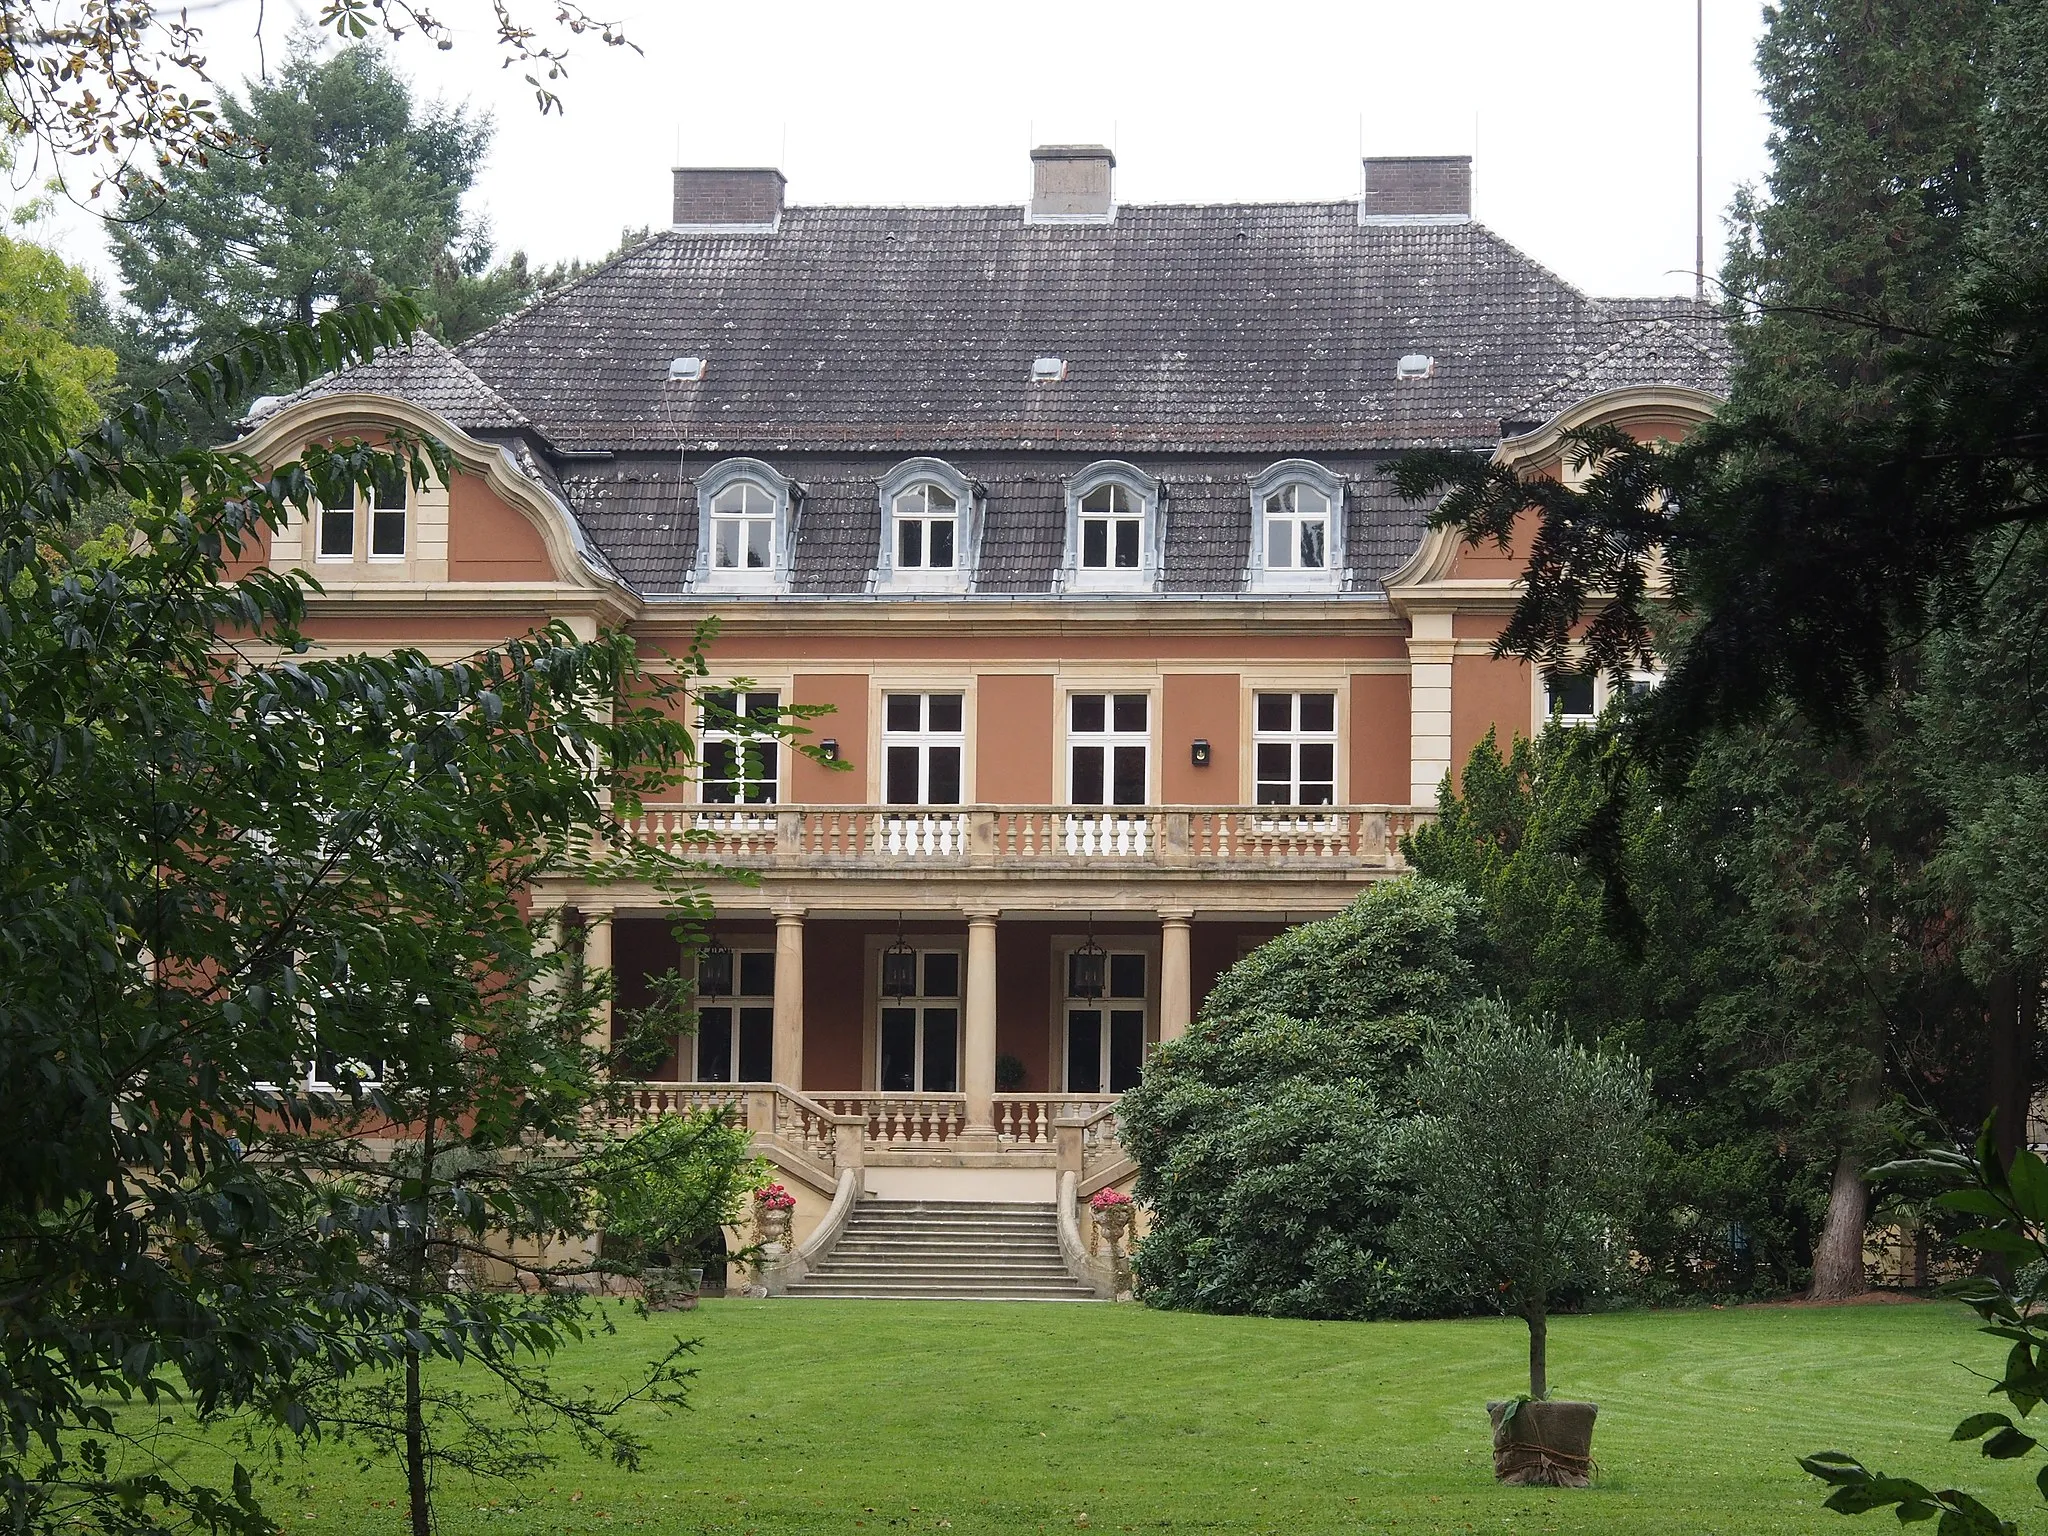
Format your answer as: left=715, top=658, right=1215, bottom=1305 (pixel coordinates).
left=240, top=148, right=1725, bottom=1295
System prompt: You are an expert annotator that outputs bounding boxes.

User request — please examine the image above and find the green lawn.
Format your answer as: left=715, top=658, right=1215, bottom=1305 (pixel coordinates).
left=131, top=1298, right=2036, bottom=1534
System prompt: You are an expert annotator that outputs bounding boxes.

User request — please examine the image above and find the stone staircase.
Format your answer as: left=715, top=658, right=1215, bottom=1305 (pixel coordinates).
left=780, top=1199, right=1101, bottom=1301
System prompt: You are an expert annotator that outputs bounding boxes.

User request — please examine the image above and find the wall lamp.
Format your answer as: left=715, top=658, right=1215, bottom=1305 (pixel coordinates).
left=819, top=738, right=840, bottom=763
left=1190, top=739, right=1212, bottom=768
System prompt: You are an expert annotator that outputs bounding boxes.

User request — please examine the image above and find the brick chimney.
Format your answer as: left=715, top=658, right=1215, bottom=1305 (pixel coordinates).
left=1028, top=145, right=1116, bottom=223
left=672, top=167, right=786, bottom=232
left=1358, top=156, right=1472, bottom=225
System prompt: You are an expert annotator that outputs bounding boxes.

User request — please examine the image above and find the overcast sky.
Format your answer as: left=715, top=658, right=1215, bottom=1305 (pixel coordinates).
left=34, top=0, right=1775, bottom=301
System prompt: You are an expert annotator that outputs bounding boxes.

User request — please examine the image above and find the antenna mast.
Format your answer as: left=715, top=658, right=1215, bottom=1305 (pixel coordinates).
left=1695, top=0, right=1706, bottom=301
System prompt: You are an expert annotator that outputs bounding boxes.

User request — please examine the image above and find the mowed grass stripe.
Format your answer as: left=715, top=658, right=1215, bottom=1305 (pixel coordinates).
left=120, top=1299, right=2034, bottom=1534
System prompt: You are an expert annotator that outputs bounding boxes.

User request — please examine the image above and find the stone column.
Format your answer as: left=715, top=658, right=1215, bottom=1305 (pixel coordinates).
left=1158, top=908, right=1193, bottom=1044
left=963, top=908, right=1000, bottom=1141
left=578, top=904, right=614, bottom=1057
left=772, top=907, right=804, bottom=1089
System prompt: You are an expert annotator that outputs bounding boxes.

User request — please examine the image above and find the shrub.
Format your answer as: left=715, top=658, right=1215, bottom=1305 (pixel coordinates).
left=592, top=1111, right=761, bottom=1266
left=1119, top=877, right=1485, bottom=1318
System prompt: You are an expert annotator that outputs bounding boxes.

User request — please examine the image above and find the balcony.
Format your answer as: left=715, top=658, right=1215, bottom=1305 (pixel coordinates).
left=622, top=804, right=1429, bottom=874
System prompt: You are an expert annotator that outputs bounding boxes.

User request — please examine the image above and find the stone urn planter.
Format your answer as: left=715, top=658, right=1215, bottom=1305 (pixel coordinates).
left=642, top=1264, right=704, bottom=1313
left=1089, top=1191, right=1136, bottom=1298
left=1486, top=1399, right=1598, bottom=1487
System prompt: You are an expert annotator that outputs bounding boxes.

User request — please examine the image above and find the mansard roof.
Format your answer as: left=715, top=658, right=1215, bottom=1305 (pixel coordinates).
left=451, top=204, right=1729, bottom=456
left=248, top=332, right=531, bottom=432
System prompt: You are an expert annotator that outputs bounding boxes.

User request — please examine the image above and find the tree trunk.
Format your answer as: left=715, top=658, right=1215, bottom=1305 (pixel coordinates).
left=1987, top=969, right=2038, bottom=1168
left=405, top=1345, right=429, bottom=1536
left=1525, top=1307, right=1548, bottom=1401
left=1809, top=1137, right=1872, bottom=1302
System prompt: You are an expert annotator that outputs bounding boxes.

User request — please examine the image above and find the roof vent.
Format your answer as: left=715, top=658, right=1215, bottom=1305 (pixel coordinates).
left=1028, top=145, right=1115, bottom=223
left=1031, top=356, right=1067, bottom=382
left=1397, top=353, right=1436, bottom=381
left=1359, top=156, right=1473, bottom=226
left=672, top=167, right=784, bottom=233
left=668, top=356, right=707, bottom=382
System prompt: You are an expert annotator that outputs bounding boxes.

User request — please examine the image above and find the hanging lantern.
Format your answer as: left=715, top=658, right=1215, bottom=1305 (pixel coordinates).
left=881, top=915, right=919, bottom=1000
left=698, top=932, right=734, bottom=998
left=1069, top=916, right=1107, bottom=1001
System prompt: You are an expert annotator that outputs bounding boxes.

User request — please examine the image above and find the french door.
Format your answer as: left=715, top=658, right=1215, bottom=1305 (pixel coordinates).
left=1063, top=950, right=1147, bottom=1093
left=878, top=950, right=961, bottom=1092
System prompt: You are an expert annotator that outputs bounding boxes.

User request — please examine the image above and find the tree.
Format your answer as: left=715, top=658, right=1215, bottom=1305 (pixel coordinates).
left=1116, top=877, right=1485, bottom=1318
left=0, top=303, right=815, bottom=1535
left=1392, top=1004, right=1650, bottom=1401
left=112, top=36, right=534, bottom=368
left=0, top=227, right=118, bottom=434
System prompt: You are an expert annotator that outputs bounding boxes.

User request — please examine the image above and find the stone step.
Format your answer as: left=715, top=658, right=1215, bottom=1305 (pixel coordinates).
left=828, top=1245, right=1065, bottom=1262
left=783, top=1283, right=1098, bottom=1300
left=781, top=1199, right=1098, bottom=1302
left=838, top=1223, right=1057, bottom=1239
left=814, top=1261, right=1076, bottom=1279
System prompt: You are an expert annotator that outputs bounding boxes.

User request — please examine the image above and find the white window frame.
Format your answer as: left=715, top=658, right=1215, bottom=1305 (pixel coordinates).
left=1538, top=665, right=1659, bottom=728
left=1247, top=460, right=1345, bottom=592
left=1057, top=946, right=1151, bottom=1095
left=1061, top=462, right=1162, bottom=594
left=882, top=692, right=966, bottom=807
left=1066, top=691, right=1151, bottom=807
left=876, top=458, right=978, bottom=593
left=698, top=688, right=781, bottom=813
left=694, top=458, right=793, bottom=593
left=315, top=501, right=356, bottom=562
left=1252, top=690, right=1339, bottom=806
left=692, top=947, right=776, bottom=1083
left=876, top=948, right=964, bottom=1093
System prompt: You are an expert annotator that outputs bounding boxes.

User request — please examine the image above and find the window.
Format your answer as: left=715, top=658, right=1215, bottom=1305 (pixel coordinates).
left=1254, top=692, right=1337, bottom=805
left=368, top=460, right=407, bottom=559
left=879, top=950, right=960, bottom=1092
left=695, top=948, right=774, bottom=1082
left=701, top=690, right=780, bottom=805
left=1543, top=667, right=1656, bottom=727
left=1065, top=951, right=1146, bottom=1093
left=317, top=502, right=355, bottom=560
left=1262, top=484, right=1330, bottom=571
left=1080, top=482, right=1143, bottom=570
left=1069, top=693, right=1148, bottom=806
left=893, top=483, right=958, bottom=570
left=884, top=693, right=964, bottom=805
left=710, top=480, right=776, bottom=570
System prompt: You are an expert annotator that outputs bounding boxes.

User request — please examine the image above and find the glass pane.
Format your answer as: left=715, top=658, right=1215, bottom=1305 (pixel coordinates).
left=927, top=745, right=961, bottom=804
left=1547, top=672, right=1596, bottom=717
left=1082, top=484, right=1115, bottom=514
left=371, top=508, right=406, bottom=557
left=696, top=1008, right=733, bottom=1082
left=921, top=1008, right=959, bottom=1092
left=893, top=487, right=925, bottom=519
left=1082, top=519, right=1108, bottom=568
left=1300, top=693, right=1336, bottom=733
left=1114, top=519, right=1141, bottom=568
left=1267, top=517, right=1292, bottom=568
left=1071, top=744, right=1105, bottom=805
left=737, top=1006, right=774, bottom=1081
left=1112, top=694, right=1148, bottom=732
left=369, top=458, right=409, bottom=511
left=1071, top=693, right=1105, bottom=733
left=898, top=517, right=923, bottom=568
left=1109, top=1011, right=1145, bottom=1092
left=885, top=745, right=921, bottom=804
left=319, top=508, right=354, bottom=558
left=738, top=951, right=776, bottom=997
left=1264, top=489, right=1290, bottom=519
left=703, top=741, right=737, bottom=802
left=1300, top=781, right=1336, bottom=807
left=1256, top=693, right=1292, bottom=732
left=1111, top=745, right=1147, bottom=805
left=745, top=520, right=772, bottom=568
left=1257, top=742, right=1293, bottom=782
left=713, top=518, right=740, bottom=567
left=1256, top=782, right=1290, bottom=806
left=880, top=1010, right=918, bottom=1092
left=1300, top=519, right=1327, bottom=569
left=703, top=689, right=738, bottom=723
left=1066, top=1011, right=1103, bottom=1094
left=886, top=694, right=923, bottom=732
left=712, top=485, right=748, bottom=513
left=743, top=744, right=778, bottom=803
left=928, top=694, right=963, bottom=733
left=1300, top=742, right=1335, bottom=782
left=929, top=519, right=955, bottom=568
left=926, top=486, right=956, bottom=513
left=745, top=691, right=779, bottom=718
left=1109, top=953, right=1146, bottom=999
left=923, top=952, right=960, bottom=998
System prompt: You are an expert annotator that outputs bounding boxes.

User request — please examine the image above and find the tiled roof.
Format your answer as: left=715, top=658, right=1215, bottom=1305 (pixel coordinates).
left=248, top=332, right=531, bottom=431
left=560, top=452, right=1430, bottom=600
left=1511, top=306, right=1733, bottom=425
left=455, top=204, right=1725, bottom=456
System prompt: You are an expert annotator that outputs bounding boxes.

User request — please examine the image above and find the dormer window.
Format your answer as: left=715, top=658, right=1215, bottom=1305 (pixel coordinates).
left=314, top=459, right=408, bottom=563
left=1062, top=462, right=1161, bottom=593
left=895, top=483, right=957, bottom=569
left=695, top=459, right=793, bottom=592
left=876, top=458, right=978, bottom=593
left=1248, top=461, right=1345, bottom=591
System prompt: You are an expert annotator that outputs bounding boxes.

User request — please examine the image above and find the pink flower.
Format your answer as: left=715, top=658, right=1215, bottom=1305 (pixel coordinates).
left=754, top=1182, right=797, bottom=1212
left=1090, top=1188, right=1134, bottom=1212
